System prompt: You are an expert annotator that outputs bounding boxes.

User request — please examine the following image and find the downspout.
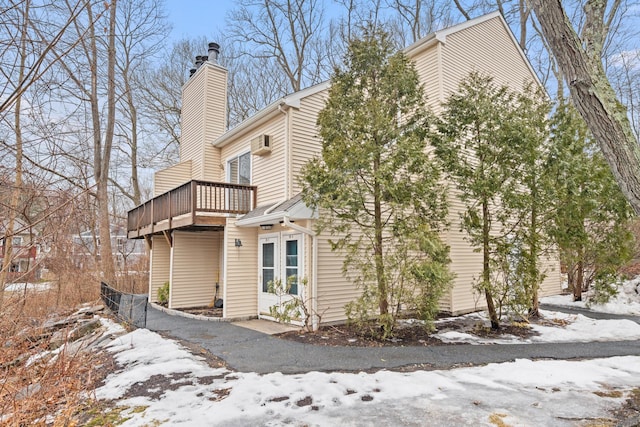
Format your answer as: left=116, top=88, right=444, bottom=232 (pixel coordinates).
left=260, top=104, right=291, bottom=219
left=282, top=216, right=318, bottom=331
left=278, top=103, right=290, bottom=199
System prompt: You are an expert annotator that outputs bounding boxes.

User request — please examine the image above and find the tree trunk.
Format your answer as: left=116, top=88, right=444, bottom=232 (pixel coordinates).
left=574, top=260, right=584, bottom=301
left=482, top=200, right=500, bottom=329
left=373, top=157, right=388, bottom=316
left=92, top=0, right=117, bottom=284
left=530, top=0, right=640, bottom=215
left=124, top=71, right=141, bottom=206
left=529, top=179, right=540, bottom=318
left=0, top=1, right=29, bottom=310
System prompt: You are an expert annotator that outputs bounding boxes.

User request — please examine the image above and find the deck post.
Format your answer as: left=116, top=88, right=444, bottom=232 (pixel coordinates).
left=252, top=186, right=257, bottom=210
left=192, top=180, right=197, bottom=224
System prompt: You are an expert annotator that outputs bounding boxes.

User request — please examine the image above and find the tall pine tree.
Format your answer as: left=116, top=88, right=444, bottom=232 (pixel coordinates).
left=500, top=84, right=554, bottom=318
left=548, top=102, right=634, bottom=302
left=301, top=27, right=452, bottom=337
left=433, top=72, right=519, bottom=330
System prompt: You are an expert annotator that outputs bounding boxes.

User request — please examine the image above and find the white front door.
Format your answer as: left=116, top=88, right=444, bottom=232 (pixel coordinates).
left=258, top=232, right=304, bottom=319
left=258, top=234, right=279, bottom=315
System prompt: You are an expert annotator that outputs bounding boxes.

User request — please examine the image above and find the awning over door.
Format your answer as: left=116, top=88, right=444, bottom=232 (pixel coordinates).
left=236, top=193, right=316, bottom=227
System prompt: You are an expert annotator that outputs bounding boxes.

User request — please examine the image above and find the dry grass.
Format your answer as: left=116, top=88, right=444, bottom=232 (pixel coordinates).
left=0, top=272, right=116, bottom=426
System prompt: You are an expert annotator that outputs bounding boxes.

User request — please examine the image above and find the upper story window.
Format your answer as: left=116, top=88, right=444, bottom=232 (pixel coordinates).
left=12, top=236, right=23, bottom=246
left=228, top=152, right=251, bottom=185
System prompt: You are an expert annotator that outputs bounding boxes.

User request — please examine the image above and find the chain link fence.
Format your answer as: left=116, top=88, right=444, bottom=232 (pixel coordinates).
left=100, top=281, right=148, bottom=328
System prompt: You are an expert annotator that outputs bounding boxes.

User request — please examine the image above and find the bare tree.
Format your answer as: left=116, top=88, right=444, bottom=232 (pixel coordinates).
left=110, top=0, right=169, bottom=206
left=0, top=0, right=92, bottom=118
left=224, top=40, right=291, bottom=127
left=386, top=0, right=456, bottom=45
left=609, top=49, right=640, bottom=141
left=0, top=0, right=30, bottom=308
left=137, top=38, right=196, bottom=166
left=56, top=0, right=119, bottom=283
left=228, top=0, right=329, bottom=93
left=530, top=0, right=640, bottom=215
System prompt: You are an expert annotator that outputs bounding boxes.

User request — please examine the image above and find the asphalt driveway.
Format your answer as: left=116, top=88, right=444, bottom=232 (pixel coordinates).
left=145, top=304, right=640, bottom=374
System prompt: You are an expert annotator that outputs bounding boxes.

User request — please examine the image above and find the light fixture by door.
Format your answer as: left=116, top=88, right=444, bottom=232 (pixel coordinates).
left=260, top=224, right=273, bottom=230
left=234, top=238, right=242, bottom=247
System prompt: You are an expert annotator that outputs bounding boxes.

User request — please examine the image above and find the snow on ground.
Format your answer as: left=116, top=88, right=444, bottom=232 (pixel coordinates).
left=4, top=281, right=52, bottom=292
left=435, top=309, right=640, bottom=344
left=96, top=328, right=640, bottom=426
left=95, top=306, right=640, bottom=426
left=541, top=276, right=640, bottom=315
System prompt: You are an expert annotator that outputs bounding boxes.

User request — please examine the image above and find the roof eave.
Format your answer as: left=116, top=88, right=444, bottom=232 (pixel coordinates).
left=213, top=81, right=330, bottom=148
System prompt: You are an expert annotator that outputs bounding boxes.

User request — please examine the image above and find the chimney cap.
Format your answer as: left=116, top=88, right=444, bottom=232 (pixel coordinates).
left=208, top=42, right=220, bottom=63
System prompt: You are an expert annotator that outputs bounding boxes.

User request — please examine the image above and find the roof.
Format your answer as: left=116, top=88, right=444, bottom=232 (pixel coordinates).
left=236, top=193, right=317, bottom=227
left=214, top=11, right=543, bottom=149
left=213, top=81, right=331, bottom=148
left=404, top=11, right=543, bottom=90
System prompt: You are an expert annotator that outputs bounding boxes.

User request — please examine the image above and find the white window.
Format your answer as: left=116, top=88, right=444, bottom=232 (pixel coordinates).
left=227, top=152, right=252, bottom=212
left=12, top=236, right=22, bottom=246
left=227, top=152, right=251, bottom=185
left=284, top=236, right=301, bottom=295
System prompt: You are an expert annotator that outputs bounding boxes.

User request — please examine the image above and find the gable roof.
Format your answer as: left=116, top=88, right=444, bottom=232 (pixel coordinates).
left=404, top=11, right=543, bottom=89
left=214, top=11, right=542, bottom=149
left=213, top=81, right=330, bottom=148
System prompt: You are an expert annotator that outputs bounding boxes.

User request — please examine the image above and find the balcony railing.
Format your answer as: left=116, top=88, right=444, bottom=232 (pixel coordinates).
left=127, top=180, right=257, bottom=238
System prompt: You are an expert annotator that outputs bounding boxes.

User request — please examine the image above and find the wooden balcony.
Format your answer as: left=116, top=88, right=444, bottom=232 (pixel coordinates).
left=127, top=180, right=257, bottom=239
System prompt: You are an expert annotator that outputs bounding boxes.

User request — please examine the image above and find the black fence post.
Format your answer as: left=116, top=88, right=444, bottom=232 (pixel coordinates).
left=100, top=281, right=148, bottom=328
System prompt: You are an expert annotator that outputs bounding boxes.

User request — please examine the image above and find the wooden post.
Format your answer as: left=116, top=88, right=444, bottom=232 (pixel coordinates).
left=191, top=180, right=197, bottom=225
left=252, top=186, right=257, bottom=211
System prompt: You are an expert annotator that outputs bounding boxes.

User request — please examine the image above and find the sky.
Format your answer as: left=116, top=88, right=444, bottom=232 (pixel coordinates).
left=163, top=0, right=241, bottom=42
left=64, top=277, right=640, bottom=425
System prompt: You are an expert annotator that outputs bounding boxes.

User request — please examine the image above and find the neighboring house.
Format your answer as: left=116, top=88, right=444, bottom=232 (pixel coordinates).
left=73, top=224, right=146, bottom=271
left=127, top=12, right=562, bottom=328
left=0, top=218, right=41, bottom=282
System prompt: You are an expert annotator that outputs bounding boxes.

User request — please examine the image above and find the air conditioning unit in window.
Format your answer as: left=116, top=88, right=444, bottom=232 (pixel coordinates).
left=251, top=134, right=271, bottom=155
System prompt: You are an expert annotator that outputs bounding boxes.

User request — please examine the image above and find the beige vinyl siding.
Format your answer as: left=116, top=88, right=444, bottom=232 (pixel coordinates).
left=290, top=91, right=328, bottom=195
left=221, top=115, right=286, bottom=205
left=169, top=231, right=221, bottom=308
left=149, top=235, right=170, bottom=303
left=224, top=219, right=258, bottom=318
left=315, top=233, right=360, bottom=324
left=440, top=16, right=536, bottom=97
left=444, top=186, right=485, bottom=314
left=153, top=161, right=193, bottom=196
left=409, top=41, right=442, bottom=111
left=202, top=143, right=222, bottom=182
left=181, top=63, right=228, bottom=180
left=539, top=252, right=562, bottom=297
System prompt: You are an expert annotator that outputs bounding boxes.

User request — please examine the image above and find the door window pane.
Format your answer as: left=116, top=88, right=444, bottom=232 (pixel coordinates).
left=263, top=242, right=274, bottom=267
left=263, top=269, right=274, bottom=293
left=262, top=242, right=275, bottom=293
left=285, top=240, right=298, bottom=295
left=262, top=243, right=275, bottom=292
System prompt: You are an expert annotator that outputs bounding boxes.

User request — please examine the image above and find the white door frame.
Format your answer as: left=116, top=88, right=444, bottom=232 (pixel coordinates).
left=257, top=231, right=304, bottom=322
left=258, top=233, right=280, bottom=316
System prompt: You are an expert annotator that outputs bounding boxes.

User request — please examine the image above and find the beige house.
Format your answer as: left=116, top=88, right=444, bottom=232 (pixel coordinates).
left=127, top=12, right=561, bottom=328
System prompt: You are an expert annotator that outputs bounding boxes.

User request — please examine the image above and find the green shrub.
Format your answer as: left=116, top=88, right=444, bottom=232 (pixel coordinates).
left=588, top=271, right=620, bottom=306
left=157, top=282, right=169, bottom=305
